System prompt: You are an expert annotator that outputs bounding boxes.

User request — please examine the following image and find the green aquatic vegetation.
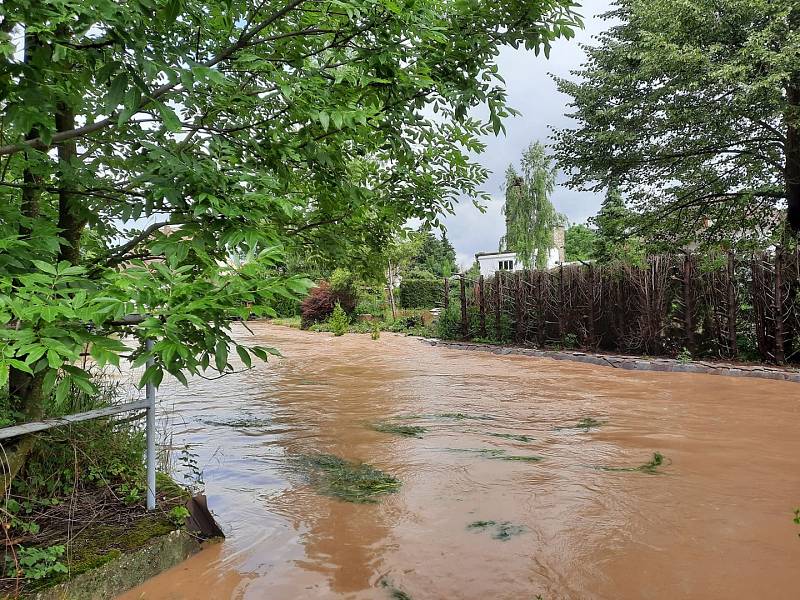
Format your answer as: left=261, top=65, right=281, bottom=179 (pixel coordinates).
left=598, top=452, right=667, bottom=474
left=496, top=455, right=543, bottom=462
left=438, top=412, right=495, bottom=421
left=380, top=577, right=413, bottom=600
left=468, top=520, right=526, bottom=541
left=486, top=432, right=535, bottom=443
left=447, top=448, right=543, bottom=462
left=200, top=416, right=271, bottom=428
left=372, top=422, right=427, bottom=438
left=447, top=448, right=507, bottom=458
left=556, top=417, right=605, bottom=432
left=297, top=454, right=401, bottom=503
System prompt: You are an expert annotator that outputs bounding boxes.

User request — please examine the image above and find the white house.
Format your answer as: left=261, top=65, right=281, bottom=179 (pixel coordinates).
left=475, top=227, right=565, bottom=277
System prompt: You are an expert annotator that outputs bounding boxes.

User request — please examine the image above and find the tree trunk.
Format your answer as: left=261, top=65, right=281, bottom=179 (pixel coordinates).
left=56, top=104, right=85, bottom=265
left=387, top=261, right=397, bottom=320
left=786, top=29, right=800, bottom=232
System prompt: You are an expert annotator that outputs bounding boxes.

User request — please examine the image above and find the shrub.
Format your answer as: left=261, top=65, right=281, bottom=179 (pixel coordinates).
left=355, top=289, right=386, bottom=316
left=300, top=281, right=357, bottom=328
left=328, top=303, right=350, bottom=336
left=270, top=294, right=302, bottom=318
left=399, top=278, right=442, bottom=309
left=436, top=305, right=463, bottom=340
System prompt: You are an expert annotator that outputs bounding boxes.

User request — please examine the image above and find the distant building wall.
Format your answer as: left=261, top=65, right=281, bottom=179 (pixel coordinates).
left=474, top=226, right=565, bottom=276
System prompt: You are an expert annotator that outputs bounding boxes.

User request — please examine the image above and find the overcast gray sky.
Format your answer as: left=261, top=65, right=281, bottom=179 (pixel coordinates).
left=444, top=1, right=613, bottom=268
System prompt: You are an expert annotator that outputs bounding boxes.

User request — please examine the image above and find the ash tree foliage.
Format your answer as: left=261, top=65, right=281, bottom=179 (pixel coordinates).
left=500, top=141, right=564, bottom=269
left=554, top=0, right=800, bottom=249
left=0, top=0, right=582, bottom=480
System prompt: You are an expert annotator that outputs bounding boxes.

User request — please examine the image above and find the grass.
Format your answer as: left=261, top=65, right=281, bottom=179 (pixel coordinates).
left=597, top=452, right=667, bottom=474
left=372, top=422, right=427, bottom=438
left=555, top=417, right=606, bottom=432
left=297, top=453, right=401, bottom=503
left=468, top=520, right=526, bottom=541
left=269, top=316, right=302, bottom=328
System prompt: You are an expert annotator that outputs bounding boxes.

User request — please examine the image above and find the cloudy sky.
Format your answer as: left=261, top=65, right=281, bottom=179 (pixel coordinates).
left=444, top=1, right=614, bottom=268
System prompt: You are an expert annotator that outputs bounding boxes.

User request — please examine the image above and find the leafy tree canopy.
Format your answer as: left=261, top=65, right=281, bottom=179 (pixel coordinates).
left=500, top=141, right=564, bottom=269
left=564, top=223, right=596, bottom=262
left=591, top=185, right=645, bottom=265
left=554, top=0, right=800, bottom=249
left=406, top=227, right=458, bottom=279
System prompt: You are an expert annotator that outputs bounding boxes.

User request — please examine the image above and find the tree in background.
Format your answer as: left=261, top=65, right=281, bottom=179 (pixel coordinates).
left=464, top=260, right=482, bottom=280
left=564, top=224, right=596, bottom=262
left=0, top=0, right=582, bottom=487
left=406, top=228, right=458, bottom=279
left=554, top=0, right=800, bottom=248
left=500, top=142, right=564, bottom=269
left=591, top=186, right=645, bottom=265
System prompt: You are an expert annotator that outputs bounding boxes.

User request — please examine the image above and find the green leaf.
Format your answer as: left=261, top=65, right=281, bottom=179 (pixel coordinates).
left=214, top=340, right=228, bottom=372
left=155, top=102, right=182, bottom=132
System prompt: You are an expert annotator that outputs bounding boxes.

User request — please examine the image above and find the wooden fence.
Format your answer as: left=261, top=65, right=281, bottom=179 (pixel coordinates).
left=444, top=250, right=800, bottom=364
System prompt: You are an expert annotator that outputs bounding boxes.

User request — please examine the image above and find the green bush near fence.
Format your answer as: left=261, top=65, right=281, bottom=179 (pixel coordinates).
left=399, top=279, right=442, bottom=308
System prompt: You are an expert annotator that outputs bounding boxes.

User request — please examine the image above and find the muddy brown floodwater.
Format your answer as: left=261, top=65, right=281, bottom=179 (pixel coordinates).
left=118, top=323, right=800, bottom=600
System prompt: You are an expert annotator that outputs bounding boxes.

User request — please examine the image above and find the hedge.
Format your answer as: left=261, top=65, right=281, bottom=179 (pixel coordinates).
left=399, top=278, right=442, bottom=308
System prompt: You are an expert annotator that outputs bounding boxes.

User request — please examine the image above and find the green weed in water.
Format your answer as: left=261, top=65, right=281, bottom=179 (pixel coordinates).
left=598, top=452, right=667, bottom=474
left=556, top=417, right=605, bottom=432
left=447, top=448, right=543, bottom=462
left=497, top=455, right=543, bottom=462
left=372, top=422, right=427, bottom=438
left=201, top=416, right=271, bottom=428
left=297, top=454, right=401, bottom=503
left=380, top=577, right=412, bottom=600
left=438, top=412, right=495, bottom=421
left=468, top=520, right=526, bottom=541
left=486, top=432, right=535, bottom=443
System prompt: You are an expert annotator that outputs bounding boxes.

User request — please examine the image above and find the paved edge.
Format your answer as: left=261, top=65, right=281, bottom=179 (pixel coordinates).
left=419, top=338, right=800, bottom=384
left=31, top=530, right=204, bottom=600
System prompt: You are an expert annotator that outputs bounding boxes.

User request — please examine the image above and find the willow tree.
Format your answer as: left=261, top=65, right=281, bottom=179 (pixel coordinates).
left=0, top=1, right=582, bottom=486
left=500, top=142, right=562, bottom=269
left=554, top=0, right=800, bottom=248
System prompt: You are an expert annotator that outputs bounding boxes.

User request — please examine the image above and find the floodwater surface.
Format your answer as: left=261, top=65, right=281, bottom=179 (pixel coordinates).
left=119, top=323, right=800, bottom=600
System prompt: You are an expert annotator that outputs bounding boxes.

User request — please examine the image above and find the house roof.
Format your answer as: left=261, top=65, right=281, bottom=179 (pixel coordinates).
left=475, top=251, right=517, bottom=259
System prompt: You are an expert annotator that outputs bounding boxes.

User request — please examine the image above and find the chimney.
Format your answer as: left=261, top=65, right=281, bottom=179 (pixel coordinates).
left=553, top=226, right=566, bottom=264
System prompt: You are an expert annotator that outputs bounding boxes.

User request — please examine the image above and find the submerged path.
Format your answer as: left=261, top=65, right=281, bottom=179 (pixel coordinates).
left=119, top=323, right=800, bottom=600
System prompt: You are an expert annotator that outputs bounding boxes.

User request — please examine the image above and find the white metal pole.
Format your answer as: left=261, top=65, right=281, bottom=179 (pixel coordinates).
left=145, top=338, right=156, bottom=511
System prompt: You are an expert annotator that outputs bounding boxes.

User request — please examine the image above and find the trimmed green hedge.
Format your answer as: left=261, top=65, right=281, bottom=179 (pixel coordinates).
left=399, top=278, right=442, bottom=309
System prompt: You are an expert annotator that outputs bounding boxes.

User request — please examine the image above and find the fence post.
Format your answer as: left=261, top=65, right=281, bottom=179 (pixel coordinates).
left=683, top=254, right=695, bottom=352
left=494, top=271, right=501, bottom=341
left=459, top=276, right=468, bottom=339
left=558, top=264, right=565, bottom=342
left=726, top=251, right=738, bottom=357
left=145, top=338, right=157, bottom=511
left=443, top=277, right=449, bottom=311
left=587, top=264, right=597, bottom=348
left=478, top=275, right=487, bottom=338
left=514, top=272, right=524, bottom=343
left=774, top=248, right=785, bottom=364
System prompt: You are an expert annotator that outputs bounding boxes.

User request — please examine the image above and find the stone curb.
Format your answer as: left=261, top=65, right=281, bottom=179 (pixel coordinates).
left=419, top=339, right=800, bottom=384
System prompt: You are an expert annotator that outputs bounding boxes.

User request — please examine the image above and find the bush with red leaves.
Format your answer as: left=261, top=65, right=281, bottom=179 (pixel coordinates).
left=300, top=281, right=357, bottom=328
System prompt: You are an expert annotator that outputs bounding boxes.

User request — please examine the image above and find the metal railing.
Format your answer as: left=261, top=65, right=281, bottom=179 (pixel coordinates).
left=0, top=328, right=159, bottom=510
